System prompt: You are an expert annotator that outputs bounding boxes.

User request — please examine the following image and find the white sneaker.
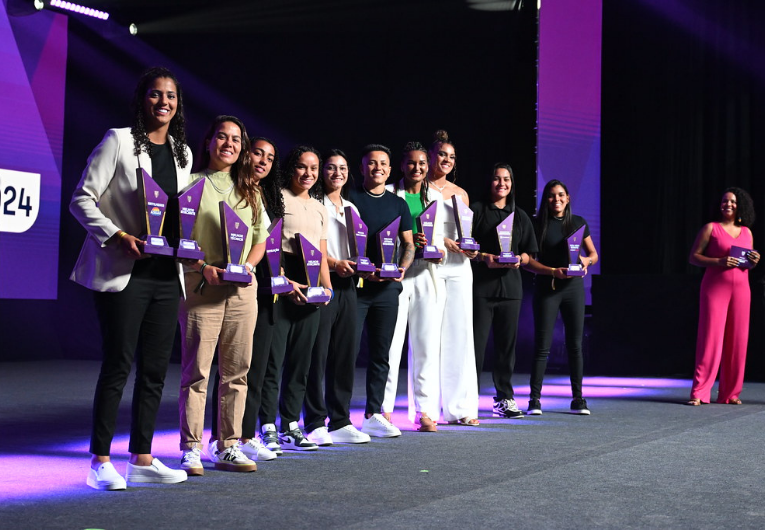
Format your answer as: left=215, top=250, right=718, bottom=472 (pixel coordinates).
left=125, top=458, right=188, bottom=484
left=330, top=424, right=371, bottom=444
left=361, top=413, right=402, bottom=438
left=208, top=441, right=257, bottom=472
left=239, top=437, right=277, bottom=461
left=87, top=462, right=127, bottom=491
left=306, top=426, right=333, bottom=446
left=261, top=424, right=283, bottom=455
left=279, top=421, right=319, bottom=451
left=180, top=448, right=204, bottom=476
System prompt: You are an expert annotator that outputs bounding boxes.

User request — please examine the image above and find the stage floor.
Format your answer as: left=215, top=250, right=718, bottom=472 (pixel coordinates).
left=2, top=360, right=764, bottom=529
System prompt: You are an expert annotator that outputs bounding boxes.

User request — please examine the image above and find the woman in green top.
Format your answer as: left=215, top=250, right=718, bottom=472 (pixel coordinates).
left=178, top=115, right=268, bottom=474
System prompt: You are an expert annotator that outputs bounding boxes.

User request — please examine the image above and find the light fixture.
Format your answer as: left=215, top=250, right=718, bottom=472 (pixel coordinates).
left=49, top=0, right=110, bottom=20
left=34, top=0, right=45, bottom=11
left=129, top=23, right=138, bottom=35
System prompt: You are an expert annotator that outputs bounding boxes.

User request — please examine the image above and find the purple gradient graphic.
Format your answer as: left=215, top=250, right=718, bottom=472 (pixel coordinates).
left=537, top=0, right=602, bottom=303
left=1, top=9, right=67, bottom=299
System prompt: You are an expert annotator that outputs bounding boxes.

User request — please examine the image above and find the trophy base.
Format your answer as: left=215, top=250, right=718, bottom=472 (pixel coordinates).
left=305, top=286, right=331, bottom=304
left=458, top=238, right=480, bottom=251
left=567, top=264, right=585, bottom=277
left=416, top=245, right=442, bottom=260
left=498, top=252, right=519, bottom=264
left=222, top=263, right=252, bottom=283
left=379, top=263, right=401, bottom=278
left=143, top=235, right=174, bottom=257
left=271, top=275, right=294, bottom=295
left=353, top=256, right=376, bottom=273
left=176, top=240, right=204, bottom=261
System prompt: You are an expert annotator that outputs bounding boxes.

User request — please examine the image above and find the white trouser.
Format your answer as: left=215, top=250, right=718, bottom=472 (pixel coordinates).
left=382, top=260, right=444, bottom=422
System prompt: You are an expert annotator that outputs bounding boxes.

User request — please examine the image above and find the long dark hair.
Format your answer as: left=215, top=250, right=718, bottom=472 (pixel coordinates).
left=130, top=66, right=188, bottom=168
left=280, top=145, right=323, bottom=201
left=717, top=187, right=755, bottom=227
left=428, top=129, right=459, bottom=184
left=197, top=115, right=260, bottom=219
left=491, top=162, right=516, bottom=212
left=395, top=141, right=430, bottom=209
left=536, top=179, right=573, bottom=246
left=251, top=136, right=284, bottom=219
left=318, top=148, right=354, bottom=200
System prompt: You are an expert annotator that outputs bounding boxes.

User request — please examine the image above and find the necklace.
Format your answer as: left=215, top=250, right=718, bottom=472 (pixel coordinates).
left=430, top=179, right=447, bottom=191
left=364, top=187, right=385, bottom=198
left=205, top=170, right=234, bottom=194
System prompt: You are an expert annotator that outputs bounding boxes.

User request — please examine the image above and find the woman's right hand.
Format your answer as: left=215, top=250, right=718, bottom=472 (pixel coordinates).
left=719, top=256, right=739, bottom=268
left=552, top=267, right=572, bottom=280
left=202, top=264, right=226, bottom=286
left=116, top=232, right=146, bottom=260
left=444, top=238, right=462, bottom=254
left=285, top=278, right=308, bottom=305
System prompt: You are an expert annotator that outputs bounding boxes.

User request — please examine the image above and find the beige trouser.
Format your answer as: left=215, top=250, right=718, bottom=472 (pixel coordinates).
left=179, top=272, right=257, bottom=450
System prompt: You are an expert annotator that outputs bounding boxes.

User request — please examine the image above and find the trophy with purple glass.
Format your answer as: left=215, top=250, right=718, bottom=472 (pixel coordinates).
left=265, top=218, right=294, bottom=294
left=496, top=212, right=518, bottom=264
left=451, top=195, right=480, bottom=251
left=415, top=202, right=441, bottom=260
left=730, top=245, right=756, bottom=269
left=175, top=178, right=205, bottom=260
left=297, top=234, right=331, bottom=303
left=219, top=201, right=251, bottom=283
left=566, top=225, right=586, bottom=276
left=344, top=206, right=376, bottom=273
left=136, top=168, right=173, bottom=256
left=377, top=216, right=401, bottom=278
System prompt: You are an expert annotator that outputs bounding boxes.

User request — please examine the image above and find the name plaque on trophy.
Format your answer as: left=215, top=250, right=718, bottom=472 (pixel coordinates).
left=377, top=216, right=401, bottom=278
left=175, top=178, right=205, bottom=260
left=566, top=225, right=586, bottom=276
left=344, top=206, right=375, bottom=273
left=136, top=168, right=173, bottom=256
left=297, top=233, right=331, bottom=303
left=415, top=201, right=441, bottom=260
left=730, top=245, right=756, bottom=269
left=496, top=212, right=518, bottom=264
left=451, top=195, right=480, bottom=251
left=266, top=218, right=294, bottom=294
left=219, top=201, right=251, bottom=283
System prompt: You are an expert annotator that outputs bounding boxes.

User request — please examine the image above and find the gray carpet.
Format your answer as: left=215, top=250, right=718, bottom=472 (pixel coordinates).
left=1, top=361, right=764, bottom=529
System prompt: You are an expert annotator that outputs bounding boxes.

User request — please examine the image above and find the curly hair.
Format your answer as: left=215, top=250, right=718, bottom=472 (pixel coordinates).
left=536, top=179, right=573, bottom=247
left=250, top=136, right=284, bottom=219
left=280, top=145, right=323, bottom=201
left=317, top=148, right=354, bottom=200
left=129, top=66, right=189, bottom=168
left=428, top=129, right=459, bottom=184
left=718, top=187, right=756, bottom=227
left=197, top=115, right=261, bottom=222
left=395, top=141, right=430, bottom=209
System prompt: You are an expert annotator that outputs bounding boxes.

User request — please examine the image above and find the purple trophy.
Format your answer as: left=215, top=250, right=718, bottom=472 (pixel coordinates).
left=136, top=168, right=173, bottom=256
left=219, top=201, right=251, bottom=283
left=415, top=201, right=441, bottom=260
left=566, top=225, right=586, bottom=276
left=265, top=218, right=294, bottom=294
left=344, top=206, right=376, bottom=273
left=730, top=245, right=756, bottom=269
left=377, top=216, right=401, bottom=278
left=297, top=233, right=331, bottom=303
left=175, top=178, right=205, bottom=260
left=496, top=212, right=519, bottom=264
left=451, top=195, right=480, bottom=251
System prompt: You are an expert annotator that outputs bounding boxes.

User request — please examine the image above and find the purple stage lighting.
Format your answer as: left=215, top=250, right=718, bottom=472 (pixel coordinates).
left=49, top=0, right=109, bottom=20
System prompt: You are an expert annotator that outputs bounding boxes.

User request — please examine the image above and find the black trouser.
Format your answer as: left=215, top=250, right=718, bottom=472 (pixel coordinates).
left=530, top=280, right=585, bottom=400
left=212, top=291, right=277, bottom=439
left=303, top=274, right=358, bottom=433
left=355, top=281, right=402, bottom=416
left=90, top=259, right=180, bottom=456
left=473, top=296, right=522, bottom=400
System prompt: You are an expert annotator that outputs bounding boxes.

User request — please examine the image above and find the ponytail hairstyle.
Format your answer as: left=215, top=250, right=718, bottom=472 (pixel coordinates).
left=397, top=141, right=430, bottom=209
left=536, top=179, right=572, bottom=246
left=250, top=136, right=284, bottom=219
left=491, top=163, right=516, bottom=212
left=428, top=129, right=459, bottom=183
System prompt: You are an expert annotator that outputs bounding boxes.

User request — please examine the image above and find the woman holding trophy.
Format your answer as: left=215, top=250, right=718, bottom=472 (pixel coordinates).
left=524, top=179, right=598, bottom=416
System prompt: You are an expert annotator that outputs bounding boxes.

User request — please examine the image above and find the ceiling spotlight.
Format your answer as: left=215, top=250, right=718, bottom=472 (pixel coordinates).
left=34, top=0, right=45, bottom=11
left=49, top=0, right=110, bottom=20
left=129, top=23, right=138, bottom=35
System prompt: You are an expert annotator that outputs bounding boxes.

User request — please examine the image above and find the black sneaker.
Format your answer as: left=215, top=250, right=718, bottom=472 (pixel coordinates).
left=526, top=399, right=542, bottom=415
left=279, top=421, right=318, bottom=451
left=570, top=397, right=591, bottom=415
left=493, top=398, right=524, bottom=419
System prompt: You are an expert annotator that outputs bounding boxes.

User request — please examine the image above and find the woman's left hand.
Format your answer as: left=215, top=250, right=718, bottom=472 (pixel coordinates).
left=748, top=250, right=760, bottom=266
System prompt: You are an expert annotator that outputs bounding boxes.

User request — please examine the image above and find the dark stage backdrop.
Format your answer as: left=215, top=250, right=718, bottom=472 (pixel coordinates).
left=598, top=0, right=765, bottom=379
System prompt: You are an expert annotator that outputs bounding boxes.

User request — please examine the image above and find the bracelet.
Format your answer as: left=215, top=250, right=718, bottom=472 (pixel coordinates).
left=551, top=267, right=555, bottom=277
left=199, top=262, right=208, bottom=274
left=245, top=262, right=255, bottom=273
left=117, top=230, right=128, bottom=240
left=327, top=287, right=335, bottom=301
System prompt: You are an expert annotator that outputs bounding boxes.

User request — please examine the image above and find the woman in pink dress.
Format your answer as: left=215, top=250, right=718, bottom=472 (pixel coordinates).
left=688, top=187, right=759, bottom=405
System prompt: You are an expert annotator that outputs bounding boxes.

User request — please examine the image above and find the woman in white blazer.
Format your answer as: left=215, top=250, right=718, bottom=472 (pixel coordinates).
left=70, top=67, right=191, bottom=490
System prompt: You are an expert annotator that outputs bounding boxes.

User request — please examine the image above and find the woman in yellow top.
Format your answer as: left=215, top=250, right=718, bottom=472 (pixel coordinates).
left=178, top=115, right=268, bottom=473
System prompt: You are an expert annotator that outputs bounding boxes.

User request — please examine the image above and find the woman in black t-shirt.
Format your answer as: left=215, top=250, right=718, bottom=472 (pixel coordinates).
left=524, top=179, right=598, bottom=416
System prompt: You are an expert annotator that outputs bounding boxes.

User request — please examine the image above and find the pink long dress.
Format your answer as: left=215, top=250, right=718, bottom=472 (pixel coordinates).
left=691, top=223, right=753, bottom=403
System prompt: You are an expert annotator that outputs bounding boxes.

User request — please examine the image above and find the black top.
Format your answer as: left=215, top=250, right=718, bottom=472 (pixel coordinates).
left=150, top=141, right=180, bottom=243
left=470, top=201, right=538, bottom=299
left=533, top=213, right=590, bottom=292
left=348, top=188, right=413, bottom=266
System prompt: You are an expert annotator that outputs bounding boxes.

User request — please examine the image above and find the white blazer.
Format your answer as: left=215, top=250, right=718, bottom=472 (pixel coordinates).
left=69, top=127, right=192, bottom=293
